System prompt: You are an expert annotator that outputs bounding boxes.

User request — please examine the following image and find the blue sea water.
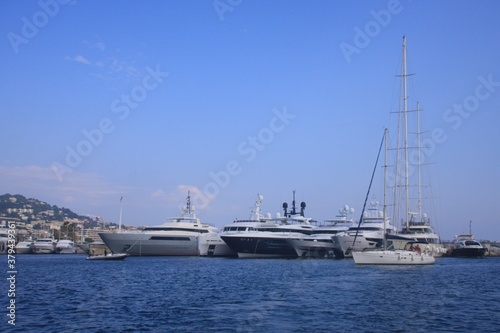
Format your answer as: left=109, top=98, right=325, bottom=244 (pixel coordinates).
left=2, top=255, right=500, bottom=333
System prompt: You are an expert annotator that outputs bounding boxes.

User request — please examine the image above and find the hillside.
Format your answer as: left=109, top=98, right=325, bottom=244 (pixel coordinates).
left=0, top=193, right=93, bottom=224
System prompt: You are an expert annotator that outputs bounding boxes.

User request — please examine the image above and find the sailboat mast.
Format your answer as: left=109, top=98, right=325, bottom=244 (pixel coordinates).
left=383, top=128, right=388, bottom=250
left=417, top=101, right=422, bottom=220
left=402, top=35, right=410, bottom=228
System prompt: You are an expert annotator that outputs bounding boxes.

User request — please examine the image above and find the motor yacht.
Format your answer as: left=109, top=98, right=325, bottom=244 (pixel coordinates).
left=332, top=199, right=396, bottom=258
left=288, top=205, right=356, bottom=258
left=15, top=241, right=33, bottom=254
left=449, top=234, right=486, bottom=258
left=56, top=239, right=77, bottom=254
left=221, top=192, right=315, bottom=258
left=99, top=193, right=217, bottom=256
left=32, top=238, right=56, bottom=254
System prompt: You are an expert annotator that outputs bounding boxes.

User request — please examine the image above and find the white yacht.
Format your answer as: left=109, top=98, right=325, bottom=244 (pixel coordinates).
left=221, top=192, right=315, bottom=258
left=392, top=217, right=447, bottom=257
left=332, top=199, right=396, bottom=258
left=199, top=194, right=270, bottom=257
left=56, top=239, right=77, bottom=254
left=288, top=205, right=356, bottom=258
left=32, top=238, right=56, bottom=254
left=15, top=241, right=33, bottom=254
left=99, top=193, right=217, bottom=256
left=198, top=232, right=237, bottom=257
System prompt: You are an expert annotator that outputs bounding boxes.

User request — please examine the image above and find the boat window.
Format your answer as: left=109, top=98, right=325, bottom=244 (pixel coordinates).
left=144, top=227, right=209, bottom=233
left=149, top=236, right=191, bottom=241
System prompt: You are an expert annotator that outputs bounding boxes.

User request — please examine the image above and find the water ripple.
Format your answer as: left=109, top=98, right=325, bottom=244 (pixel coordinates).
left=2, top=255, right=499, bottom=332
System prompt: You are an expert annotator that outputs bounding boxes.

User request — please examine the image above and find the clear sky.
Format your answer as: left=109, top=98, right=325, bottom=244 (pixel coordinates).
left=1, top=0, right=499, bottom=241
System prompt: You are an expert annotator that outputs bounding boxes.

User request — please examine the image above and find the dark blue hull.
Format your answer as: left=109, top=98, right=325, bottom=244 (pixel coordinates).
left=450, top=248, right=486, bottom=258
left=220, top=235, right=297, bottom=258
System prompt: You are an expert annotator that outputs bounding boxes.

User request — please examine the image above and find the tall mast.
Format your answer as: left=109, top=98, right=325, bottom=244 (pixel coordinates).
left=383, top=128, right=388, bottom=250
left=402, top=35, right=410, bottom=228
left=417, top=101, right=422, bottom=220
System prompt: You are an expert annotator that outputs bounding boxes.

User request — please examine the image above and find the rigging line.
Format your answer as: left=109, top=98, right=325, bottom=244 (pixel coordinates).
left=348, top=129, right=386, bottom=253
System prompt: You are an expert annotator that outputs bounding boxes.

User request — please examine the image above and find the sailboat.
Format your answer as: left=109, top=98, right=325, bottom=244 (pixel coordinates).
left=352, top=129, right=435, bottom=265
left=388, top=36, right=446, bottom=257
left=353, top=36, right=436, bottom=265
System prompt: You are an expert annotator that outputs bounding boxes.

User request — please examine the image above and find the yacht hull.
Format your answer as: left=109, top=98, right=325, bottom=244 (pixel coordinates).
left=450, top=248, right=486, bottom=258
left=198, top=234, right=236, bottom=257
left=332, top=230, right=384, bottom=258
left=15, top=242, right=33, bottom=254
left=287, top=237, right=336, bottom=258
left=352, top=250, right=435, bottom=265
left=220, top=235, right=298, bottom=258
left=99, top=232, right=200, bottom=256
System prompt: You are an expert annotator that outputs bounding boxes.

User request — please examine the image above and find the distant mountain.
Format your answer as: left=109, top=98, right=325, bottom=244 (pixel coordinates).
left=0, top=193, right=93, bottom=224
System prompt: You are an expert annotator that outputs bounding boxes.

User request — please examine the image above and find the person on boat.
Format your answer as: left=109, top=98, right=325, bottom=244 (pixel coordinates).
left=104, top=249, right=107, bottom=256
left=414, top=244, right=421, bottom=254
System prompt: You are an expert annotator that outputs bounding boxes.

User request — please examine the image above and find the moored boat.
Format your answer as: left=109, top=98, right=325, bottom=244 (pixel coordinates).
left=32, top=238, right=56, bottom=254
left=56, top=239, right=77, bottom=254
left=221, top=191, right=314, bottom=258
left=289, top=205, right=356, bottom=258
left=332, top=199, right=396, bottom=258
left=99, top=192, right=217, bottom=256
left=15, top=241, right=33, bottom=254
left=449, top=234, right=486, bottom=258
left=86, top=252, right=128, bottom=260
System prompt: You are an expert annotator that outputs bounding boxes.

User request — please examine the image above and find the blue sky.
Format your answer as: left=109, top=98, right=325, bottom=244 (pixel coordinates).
left=1, top=0, right=499, bottom=241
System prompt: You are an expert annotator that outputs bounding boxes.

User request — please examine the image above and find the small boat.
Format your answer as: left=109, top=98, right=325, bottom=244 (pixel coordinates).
left=86, top=253, right=129, bottom=260
left=449, top=234, right=486, bottom=258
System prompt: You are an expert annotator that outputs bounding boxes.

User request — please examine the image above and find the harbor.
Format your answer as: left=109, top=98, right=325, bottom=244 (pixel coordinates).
left=2, top=1, right=500, bottom=332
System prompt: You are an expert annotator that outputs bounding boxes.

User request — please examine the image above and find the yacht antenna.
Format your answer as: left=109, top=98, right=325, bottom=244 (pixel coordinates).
left=118, top=196, right=123, bottom=233
left=186, top=191, right=192, bottom=214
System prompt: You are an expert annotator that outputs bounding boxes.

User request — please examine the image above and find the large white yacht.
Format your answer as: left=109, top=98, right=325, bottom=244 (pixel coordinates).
left=332, top=199, right=396, bottom=258
left=32, top=238, right=57, bottom=254
left=221, top=192, right=315, bottom=258
left=391, top=216, right=447, bottom=256
left=288, top=205, right=356, bottom=258
left=198, top=194, right=271, bottom=257
left=56, top=239, right=77, bottom=254
left=99, top=193, right=217, bottom=256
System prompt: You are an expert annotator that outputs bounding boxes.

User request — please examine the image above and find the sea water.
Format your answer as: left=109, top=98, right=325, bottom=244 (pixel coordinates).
left=2, top=255, right=499, bottom=332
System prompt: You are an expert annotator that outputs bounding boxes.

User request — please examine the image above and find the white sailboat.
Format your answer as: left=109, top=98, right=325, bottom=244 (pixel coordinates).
left=353, top=37, right=435, bottom=265
left=352, top=129, right=435, bottom=265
